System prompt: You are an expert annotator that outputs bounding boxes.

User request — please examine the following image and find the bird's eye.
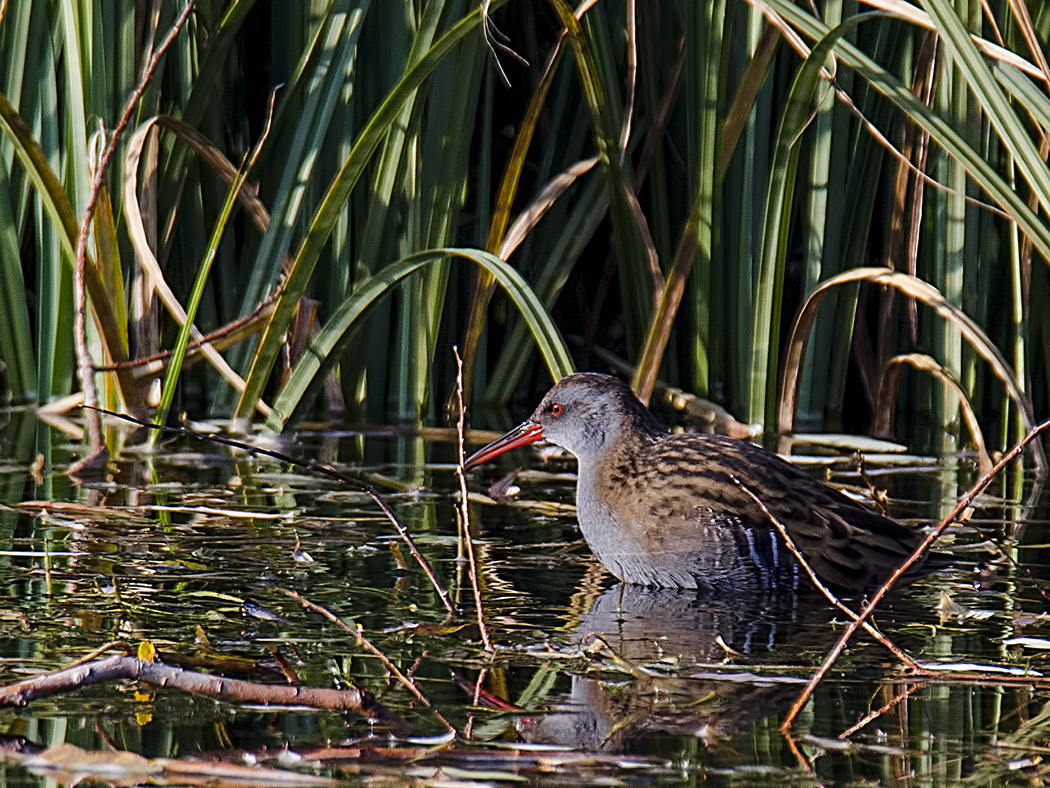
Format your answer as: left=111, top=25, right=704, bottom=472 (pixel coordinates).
left=550, top=402, right=563, bottom=417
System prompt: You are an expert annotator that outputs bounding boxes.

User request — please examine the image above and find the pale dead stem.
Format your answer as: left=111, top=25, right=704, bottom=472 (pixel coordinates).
left=146, top=87, right=279, bottom=442
left=72, top=0, right=196, bottom=464
left=874, top=353, right=994, bottom=476
left=122, top=114, right=295, bottom=415
left=454, top=347, right=495, bottom=653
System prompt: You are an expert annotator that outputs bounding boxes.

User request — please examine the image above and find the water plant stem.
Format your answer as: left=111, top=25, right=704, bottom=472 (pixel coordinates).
left=454, top=347, right=494, bottom=652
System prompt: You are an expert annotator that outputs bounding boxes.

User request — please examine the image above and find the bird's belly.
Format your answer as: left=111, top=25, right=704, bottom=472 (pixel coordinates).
left=576, top=494, right=797, bottom=593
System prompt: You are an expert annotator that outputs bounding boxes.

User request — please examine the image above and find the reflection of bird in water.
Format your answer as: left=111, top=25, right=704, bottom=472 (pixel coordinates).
left=516, top=584, right=931, bottom=750
left=468, top=373, right=948, bottom=595
left=517, top=585, right=814, bottom=748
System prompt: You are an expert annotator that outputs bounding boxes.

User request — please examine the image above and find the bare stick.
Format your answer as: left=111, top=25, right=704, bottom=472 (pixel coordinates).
left=454, top=347, right=494, bottom=652
left=279, top=588, right=454, bottom=734
left=780, top=417, right=1050, bottom=731
left=732, top=476, right=920, bottom=671
left=72, top=0, right=195, bottom=460
left=84, top=405, right=455, bottom=615
left=0, top=655, right=403, bottom=727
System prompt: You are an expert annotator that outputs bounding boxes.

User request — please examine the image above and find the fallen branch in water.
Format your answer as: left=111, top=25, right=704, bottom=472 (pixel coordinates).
left=0, top=655, right=405, bottom=729
left=780, top=416, right=1050, bottom=732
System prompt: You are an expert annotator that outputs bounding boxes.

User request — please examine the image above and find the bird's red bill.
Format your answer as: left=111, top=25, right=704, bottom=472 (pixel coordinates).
left=465, top=422, right=545, bottom=469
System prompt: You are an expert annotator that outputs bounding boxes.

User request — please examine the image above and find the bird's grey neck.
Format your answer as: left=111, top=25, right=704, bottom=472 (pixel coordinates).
left=569, top=410, right=663, bottom=466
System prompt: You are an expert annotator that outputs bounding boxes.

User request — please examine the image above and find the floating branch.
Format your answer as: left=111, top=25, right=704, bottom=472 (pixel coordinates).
left=0, top=655, right=405, bottom=729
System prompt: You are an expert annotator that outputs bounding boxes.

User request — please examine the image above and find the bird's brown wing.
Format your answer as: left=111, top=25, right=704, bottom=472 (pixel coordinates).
left=629, top=434, right=941, bottom=594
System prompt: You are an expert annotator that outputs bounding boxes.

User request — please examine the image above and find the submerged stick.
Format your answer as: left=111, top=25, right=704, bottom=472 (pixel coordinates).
left=84, top=406, right=455, bottom=615
left=454, top=347, right=494, bottom=652
left=780, top=417, right=1050, bottom=731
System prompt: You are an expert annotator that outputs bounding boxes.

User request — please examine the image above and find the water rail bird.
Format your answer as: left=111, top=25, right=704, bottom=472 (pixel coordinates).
left=466, top=373, right=945, bottom=595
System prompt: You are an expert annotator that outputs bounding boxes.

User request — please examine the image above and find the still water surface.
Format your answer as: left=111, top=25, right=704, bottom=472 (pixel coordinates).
left=0, top=413, right=1048, bottom=785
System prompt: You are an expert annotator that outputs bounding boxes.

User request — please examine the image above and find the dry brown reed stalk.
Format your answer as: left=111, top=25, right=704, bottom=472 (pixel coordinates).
left=874, top=352, right=993, bottom=476
left=94, top=288, right=281, bottom=373
left=85, top=406, right=456, bottom=615
left=780, top=416, right=1050, bottom=732
left=454, top=347, right=494, bottom=652
left=70, top=0, right=196, bottom=467
left=278, top=588, right=453, bottom=733
left=732, top=476, right=920, bottom=671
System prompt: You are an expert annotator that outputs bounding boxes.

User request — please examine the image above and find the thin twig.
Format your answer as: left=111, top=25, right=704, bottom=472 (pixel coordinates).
left=732, top=476, right=920, bottom=671
left=780, top=417, right=1050, bottom=731
left=782, top=731, right=824, bottom=785
left=454, top=346, right=494, bottom=652
left=839, top=680, right=926, bottom=739
left=279, top=588, right=454, bottom=734
left=72, top=0, right=195, bottom=459
left=84, top=405, right=455, bottom=615
left=94, top=274, right=281, bottom=372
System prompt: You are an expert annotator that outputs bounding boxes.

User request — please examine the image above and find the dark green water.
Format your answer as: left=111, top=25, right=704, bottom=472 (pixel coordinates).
left=0, top=411, right=1048, bottom=785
